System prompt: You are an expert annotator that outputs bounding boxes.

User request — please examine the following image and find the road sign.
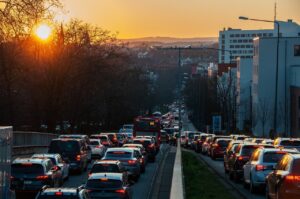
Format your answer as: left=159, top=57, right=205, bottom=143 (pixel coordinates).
left=212, top=116, right=221, bottom=132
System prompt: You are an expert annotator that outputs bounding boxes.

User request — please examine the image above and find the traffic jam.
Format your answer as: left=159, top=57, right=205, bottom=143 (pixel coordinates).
left=10, top=110, right=180, bottom=199
left=181, top=131, right=300, bottom=198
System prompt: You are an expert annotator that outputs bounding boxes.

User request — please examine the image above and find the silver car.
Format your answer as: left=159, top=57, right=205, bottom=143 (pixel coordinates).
left=243, top=148, right=298, bottom=193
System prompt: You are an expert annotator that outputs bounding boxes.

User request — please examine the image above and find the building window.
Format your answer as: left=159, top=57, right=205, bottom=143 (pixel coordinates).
left=263, top=33, right=267, bottom=37
left=222, top=34, right=225, bottom=39
left=269, top=33, right=273, bottom=37
left=235, top=34, right=240, bottom=37
left=241, top=34, right=245, bottom=37
left=230, top=45, right=234, bottom=48
left=233, top=40, right=237, bottom=43
left=235, top=45, right=240, bottom=48
left=294, top=45, right=300, bottom=56
left=230, top=34, right=234, bottom=38
left=222, top=40, right=225, bottom=44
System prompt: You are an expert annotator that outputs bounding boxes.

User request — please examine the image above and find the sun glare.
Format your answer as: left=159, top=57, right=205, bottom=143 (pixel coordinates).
left=35, top=24, right=52, bottom=40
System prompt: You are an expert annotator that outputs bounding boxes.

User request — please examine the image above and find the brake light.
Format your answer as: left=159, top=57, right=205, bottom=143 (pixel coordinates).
left=115, top=189, right=125, bottom=194
left=128, top=160, right=137, bottom=164
left=255, top=164, right=266, bottom=171
left=237, top=156, right=249, bottom=161
left=76, top=155, right=81, bottom=161
left=95, top=146, right=102, bottom=148
left=88, top=173, right=92, bottom=177
left=36, top=175, right=49, bottom=180
left=285, top=175, right=300, bottom=182
left=213, top=144, right=219, bottom=147
left=55, top=192, right=63, bottom=196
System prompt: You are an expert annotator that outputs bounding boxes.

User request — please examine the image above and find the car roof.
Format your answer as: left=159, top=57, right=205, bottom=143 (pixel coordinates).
left=216, top=138, right=232, bottom=141
left=41, top=188, right=79, bottom=195
left=94, top=160, right=120, bottom=164
left=88, top=173, right=123, bottom=180
left=123, top=144, right=143, bottom=147
left=259, top=148, right=298, bottom=153
left=13, top=158, right=48, bottom=164
left=133, top=138, right=152, bottom=141
left=89, top=139, right=101, bottom=142
left=32, top=154, right=59, bottom=158
left=106, top=148, right=134, bottom=153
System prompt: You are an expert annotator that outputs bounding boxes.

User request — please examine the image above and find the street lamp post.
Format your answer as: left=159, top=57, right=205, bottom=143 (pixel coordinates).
left=239, top=16, right=280, bottom=137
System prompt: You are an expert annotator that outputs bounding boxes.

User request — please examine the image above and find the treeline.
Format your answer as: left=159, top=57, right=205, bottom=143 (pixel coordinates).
left=0, top=0, right=151, bottom=133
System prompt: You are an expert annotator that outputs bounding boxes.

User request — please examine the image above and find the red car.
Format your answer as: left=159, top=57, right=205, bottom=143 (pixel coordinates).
left=266, top=154, right=300, bottom=199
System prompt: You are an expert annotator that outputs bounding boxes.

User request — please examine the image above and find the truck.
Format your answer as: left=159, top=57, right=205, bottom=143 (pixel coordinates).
left=0, top=126, right=15, bottom=199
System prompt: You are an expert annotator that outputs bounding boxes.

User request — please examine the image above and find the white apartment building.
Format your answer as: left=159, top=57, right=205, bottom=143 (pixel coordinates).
left=252, top=37, right=300, bottom=137
left=219, top=19, right=300, bottom=63
left=236, top=58, right=253, bottom=130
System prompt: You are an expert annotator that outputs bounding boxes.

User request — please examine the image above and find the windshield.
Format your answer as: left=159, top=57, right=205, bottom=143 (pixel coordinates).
left=105, top=151, right=132, bottom=159
left=241, top=145, right=260, bottom=156
left=90, top=141, right=100, bottom=145
left=91, top=164, right=120, bottom=173
left=86, top=179, right=122, bottom=189
left=218, top=140, right=230, bottom=147
left=281, top=140, right=300, bottom=147
left=49, top=140, right=80, bottom=153
left=12, top=164, right=44, bottom=175
left=133, top=140, right=151, bottom=148
left=263, top=152, right=287, bottom=163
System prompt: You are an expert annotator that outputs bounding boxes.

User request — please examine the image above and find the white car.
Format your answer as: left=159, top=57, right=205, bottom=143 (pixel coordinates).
left=89, top=139, right=106, bottom=159
left=243, top=148, right=298, bottom=193
left=32, top=153, right=70, bottom=180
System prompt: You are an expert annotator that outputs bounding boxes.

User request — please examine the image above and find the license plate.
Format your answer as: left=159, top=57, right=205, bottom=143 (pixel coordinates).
left=24, top=181, right=32, bottom=185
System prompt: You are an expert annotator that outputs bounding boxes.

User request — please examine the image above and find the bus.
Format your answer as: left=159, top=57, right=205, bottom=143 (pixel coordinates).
left=133, top=116, right=162, bottom=146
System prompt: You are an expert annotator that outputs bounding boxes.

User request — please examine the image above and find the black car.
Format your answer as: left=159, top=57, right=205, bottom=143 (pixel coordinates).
left=85, top=173, right=132, bottom=199
left=48, top=139, right=88, bottom=173
left=11, top=158, right=62, bottom=193
left=35, top=186, right=90, bottom=199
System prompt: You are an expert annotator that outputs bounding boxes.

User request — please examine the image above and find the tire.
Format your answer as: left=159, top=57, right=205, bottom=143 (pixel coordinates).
left=243, top=178, right=249, bottom=189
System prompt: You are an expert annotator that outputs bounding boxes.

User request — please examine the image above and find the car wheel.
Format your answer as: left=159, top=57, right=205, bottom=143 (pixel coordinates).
left=243, top=178, right=249, bottom=189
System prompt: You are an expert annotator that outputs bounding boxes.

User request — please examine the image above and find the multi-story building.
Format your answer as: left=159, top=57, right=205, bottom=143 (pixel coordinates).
left=252, top=37, right=300, bottom=137
left=219, top=19, right=300, bottom=63
left=236, top=58, right=253, bottom=130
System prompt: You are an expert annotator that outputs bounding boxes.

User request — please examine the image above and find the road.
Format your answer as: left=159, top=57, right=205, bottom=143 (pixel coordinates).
left=15, top=143, right=175, bottom=199
left=182, top=117, right=264, bottom=199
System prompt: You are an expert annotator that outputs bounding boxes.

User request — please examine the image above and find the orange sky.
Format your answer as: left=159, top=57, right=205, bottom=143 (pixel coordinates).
left=60, top=0, right=300, bottom=39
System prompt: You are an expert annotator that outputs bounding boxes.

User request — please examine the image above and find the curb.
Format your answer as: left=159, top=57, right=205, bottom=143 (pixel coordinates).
left=170, top=140, right=184, bottom=199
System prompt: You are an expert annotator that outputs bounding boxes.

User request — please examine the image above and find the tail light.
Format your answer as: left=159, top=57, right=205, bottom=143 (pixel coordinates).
left=95, top=146, right=102, bottom=149
left=76, top=155, right=81, bottom=161
left=128, top=160, right=137, bottom=164
left=255, top=164, right=267, bottom=171
left=285, top=175, right=300, bottom=182
left=237, top=156, right=249, bottom=161
left=36, top=175, right=49, bottom=180
left=55, top=192, right=63, bottom=196
left=115, top=189, right=125, bottom=194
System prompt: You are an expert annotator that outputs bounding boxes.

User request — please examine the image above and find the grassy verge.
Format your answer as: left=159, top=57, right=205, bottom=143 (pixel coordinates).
left=182, top=151, right=235, bottom=199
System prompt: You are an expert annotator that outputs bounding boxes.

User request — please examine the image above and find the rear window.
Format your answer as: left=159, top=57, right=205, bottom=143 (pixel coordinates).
left=200, top=136, right=207, bottom=141
left=263, top=152, right=287, bottom=163
left=218, top=140, right=231, bottom=147
left=106, top=151, right=132, bottom=158
left=281, top=140, right=300, bottom=147
left=49, top=140, right=80, bottom=153
left=86, top=179, right=122, bottom=189
left=90, top=141, right=100, bottom=145
left=133, top=140, right=151, bottom=148
left=241, top=145, right=260, bottom=156
left=188, top=133, right=195, bottom=139
left=37, top=195, right=79, bottom=199
left=12, top=164, right=44, bottom=175
left=91, top=164, right=120, bottom=173
left=292, top=159, right=300, bottom=174
left=99, top=136, right=108, bottom=141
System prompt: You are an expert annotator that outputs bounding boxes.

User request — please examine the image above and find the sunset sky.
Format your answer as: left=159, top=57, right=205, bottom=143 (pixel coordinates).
left=61, top=0, right=300, bottom=39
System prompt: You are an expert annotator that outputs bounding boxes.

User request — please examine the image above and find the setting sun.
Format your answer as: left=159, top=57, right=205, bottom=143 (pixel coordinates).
left=35, top=24, right=52, bottom=40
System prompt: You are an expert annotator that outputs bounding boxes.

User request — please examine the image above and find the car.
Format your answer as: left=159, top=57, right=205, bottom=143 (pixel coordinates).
left=102, top=148, right=141, bottom=181
left=90, top=134, right=113, bottom=147
left=101, top=133, right=119, bottom=147
left=244, top=137, right=254, bottom=143
left=227, top=143, right=274, bottom=182
left=224, top=140, right=243, bottom=173
left=274, top=138, right=300, bottom=151
left=35, top=186, right=90, bottom=199
left=191, top=134, right=200, bottom=150
left=89, top=139, right=106, bottom=159
left=11, top=158, right=62, bottom=193
left=48, top=139, right=88, bottom=174
left=123, top=144, right=148, bottom=166
left=210, top=138, right=232, bottom=160
left=201, top=136, right=214, bottom=155
left=208, top=135, right=231, bottom=157
left=265, top=154, right=300, bottom=199
left=160, top=130, right=169, bottom=143
left=243, top=148, right=299, bottom=193
left=85, top=173, right=132, bottom=199
left=58, top=135, right=92, bottom=162
left=180, top=135, right=186, bottom=146
left=117, top=133, right=127, bottom=146
left=234, top=135, right=249, bottom=141
left=252, top=138, right=265, bottom=144
left=261, top=139, right=274, bottom=145
left=31, top=153, right=70, bottom=181
left=194, top=133, right=212, bottom=153
left=182, top=131, right=200, bottom=148
left=89, top=160, right=129, bottom=182
left=132, top=138, right=156, bottom=162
